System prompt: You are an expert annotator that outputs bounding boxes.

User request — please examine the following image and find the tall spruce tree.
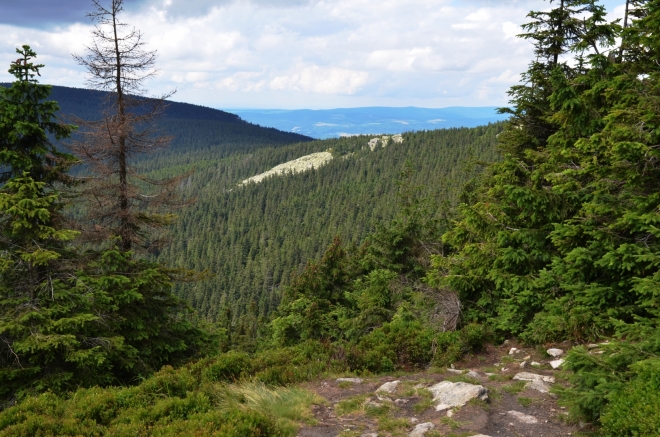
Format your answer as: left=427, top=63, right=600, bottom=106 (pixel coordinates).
left=0, top=46, right=212, bottom=404
left=428, top=0, right=620, bottom=336
left=0, top=46, right=118, bottom=402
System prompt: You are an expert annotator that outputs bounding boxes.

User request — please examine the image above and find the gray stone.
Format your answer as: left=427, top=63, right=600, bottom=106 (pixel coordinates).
left=446, top=368, right=464, bottom=374
left=377, top=380, right=400, bottom=394
left=513, top=372, right=554, bottom=393
left=409, top=422, right=435, bottom=437
left=361, top=434, right=378, bottom=437
left=395, top=399, right=409, bottom=405
left=550, top=359, right=565, bottom=369
left=337, top=377, right=363, bottom=384
left=547, top=348, right=564, bottom=357
left=509, top=347, right=518, bottom=355
left=507, top=410, right=539, bottom=424
left=525, top=379, right=551, bottom=393
left=467, top=370, right=482, bottom=379
left=427, top=381, right=488, bottom=411
left=513, top=372, right=555, bottom=383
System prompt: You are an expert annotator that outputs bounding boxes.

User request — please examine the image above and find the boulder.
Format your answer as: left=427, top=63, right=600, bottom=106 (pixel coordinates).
left=427, top=381, right=488, bottom=411
left=507, top=410, right=539, bottom=424
left=409, top=422, right=435, bottom=437
left=377, top=380, right=400, bottom=394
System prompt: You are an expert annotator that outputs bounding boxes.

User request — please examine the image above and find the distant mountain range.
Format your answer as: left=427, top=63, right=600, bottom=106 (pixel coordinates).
left=227, top=106, right=510, bottom=139
left=0, top=83, right=313, bottom=156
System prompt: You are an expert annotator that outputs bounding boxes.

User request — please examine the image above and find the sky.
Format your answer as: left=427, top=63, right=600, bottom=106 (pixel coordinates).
left=0, top=0, right=627, bottom=109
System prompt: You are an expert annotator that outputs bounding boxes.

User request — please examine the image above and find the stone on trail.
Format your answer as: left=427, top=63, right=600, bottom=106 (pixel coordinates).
left=513, top=372, right=555, bottom=383
left=409, top=422, right=435, bottom=437
left=547, top=348, right=564, bottom=357
left=550, top=359, right=565, bottom=369
left=361, top=433, right=378, bottom=437
left=467, top=370, right=482, bottom=379
left=376, top=380, right=400, bottom=393
left=513, top=372, right=555, bottom=393
left=428, top=381, right=488, bottom=411
left=507, top=410, right=539, bottom=424
left=337, top=378, right=363, bottom=384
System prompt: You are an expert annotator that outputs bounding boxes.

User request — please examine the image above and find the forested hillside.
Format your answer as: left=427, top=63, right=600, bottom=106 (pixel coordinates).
left=0, top=83, right=313, bottom=155
left=142, top=126, right=502, bottom=323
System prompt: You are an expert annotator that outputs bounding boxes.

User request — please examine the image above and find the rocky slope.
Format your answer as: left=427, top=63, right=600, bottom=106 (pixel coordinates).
left=297, top=342, right=591, bottom=437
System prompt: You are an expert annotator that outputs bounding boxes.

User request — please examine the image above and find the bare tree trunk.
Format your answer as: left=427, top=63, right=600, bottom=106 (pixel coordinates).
left=553, top=0, right=565, bottom=66
left=618, top=0, right=631, bottom=61
left=110, top=4, right=131, bottom=251
left=72, top=0, right=186, bottom=253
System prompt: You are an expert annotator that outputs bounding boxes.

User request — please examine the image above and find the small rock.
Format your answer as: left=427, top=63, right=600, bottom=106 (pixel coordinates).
left=337, top=378, right=363, bottom=384
left=520, top=361, right=527, bottom=368
left=409, top=422, right=435, bottom=437
left=523, top=355, right=531, bottom=360
left=509, top=347, right=518, bottom=355
left=413, top=383, right=425, bottom=389
left=376, top=380, right=400, bottom=394
left=395, top=399, right=409, bottom=405
left=547, top=348, right=564, bottom=357
left=501, top=368, right=508, bottom=372
left=531, top=361, right=541, bottom=367
left=525, top=379, right=551, bottom=393
left=377, top=395, right=392, bottom=402
left=361, top=433, right=378, bottom=437
left=550, top=359, right=565, bottom=369
left=467, top=370, right=482, bottom=379
left=446, top=409, right=454, bottom=417
left=513, top=372, right=555, bottom=393
left=485, top=372, right=495, bottom=377
left=428, top=381, right=488, bottom=411
left=446, top=368, right=464, bottom=374
left=587, top=343, right=599, bottom=349
left=410, top=417, right=419, bottom=424
left=513, top=372, right=555, bottom=383
left=507, top=410, right=539, bottom=424
left=365, top=400, right=384, bottom=408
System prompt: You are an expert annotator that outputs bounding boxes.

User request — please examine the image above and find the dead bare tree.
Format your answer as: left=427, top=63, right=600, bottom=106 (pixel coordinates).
left=72, top=0, right=185, bottom=252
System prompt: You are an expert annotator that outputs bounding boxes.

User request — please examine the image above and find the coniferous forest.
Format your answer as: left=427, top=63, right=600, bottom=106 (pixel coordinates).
left=0, top=0, right=660, bottom=436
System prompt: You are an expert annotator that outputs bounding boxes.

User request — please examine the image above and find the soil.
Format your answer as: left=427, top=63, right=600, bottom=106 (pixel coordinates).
left=297, top=341, right=594, bottom=437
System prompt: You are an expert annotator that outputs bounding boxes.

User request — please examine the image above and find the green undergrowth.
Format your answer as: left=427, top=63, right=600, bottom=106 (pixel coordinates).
left=0, top=366, right=322, bottom=437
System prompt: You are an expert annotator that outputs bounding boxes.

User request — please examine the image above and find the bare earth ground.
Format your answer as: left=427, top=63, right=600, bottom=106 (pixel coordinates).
left=297, top=341, right=594, bottom=437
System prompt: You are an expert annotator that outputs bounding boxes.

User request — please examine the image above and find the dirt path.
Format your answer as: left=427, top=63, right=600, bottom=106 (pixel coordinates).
left=298, top=342, right=590, bottom=437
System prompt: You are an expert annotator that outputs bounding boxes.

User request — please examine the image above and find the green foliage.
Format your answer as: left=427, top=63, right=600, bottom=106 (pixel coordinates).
left=0, top=48, right=215, bottom=402
left=0, top=369, right=314, bottom=437
left=600, top=363, right=660, bottom=436
left=150, top=125, right=501, bottom=326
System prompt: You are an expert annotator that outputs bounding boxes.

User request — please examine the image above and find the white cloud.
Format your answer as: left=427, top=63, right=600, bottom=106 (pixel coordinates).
left=270, top=66, right=368, bottom=95
left=0, top=0, right=628, bottom=109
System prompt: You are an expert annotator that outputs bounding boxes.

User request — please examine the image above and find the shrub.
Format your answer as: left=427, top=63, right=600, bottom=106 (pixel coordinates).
left=600, top=362, right=660, bottom=436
